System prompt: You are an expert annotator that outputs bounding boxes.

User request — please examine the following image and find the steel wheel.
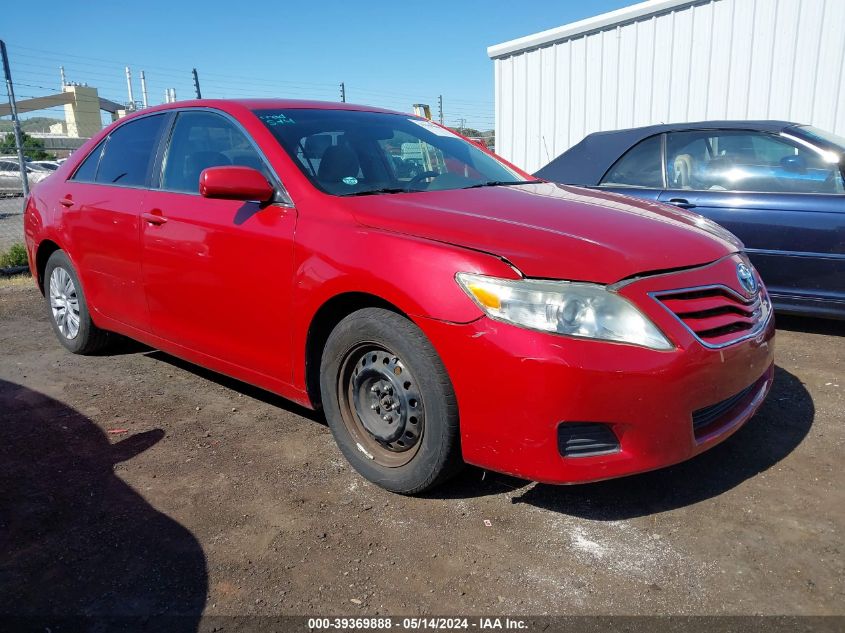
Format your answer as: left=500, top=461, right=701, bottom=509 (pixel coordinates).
left=337, top=344, right=425, bottom=468
left=49, top=266, right=80, bottom=340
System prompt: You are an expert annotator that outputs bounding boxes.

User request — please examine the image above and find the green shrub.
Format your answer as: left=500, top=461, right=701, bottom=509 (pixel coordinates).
left=0, top=243, right=28, bottom=268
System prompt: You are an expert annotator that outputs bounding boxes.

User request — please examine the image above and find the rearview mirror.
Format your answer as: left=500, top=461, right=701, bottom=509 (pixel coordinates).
left=199, top=166, right=275, bottom=202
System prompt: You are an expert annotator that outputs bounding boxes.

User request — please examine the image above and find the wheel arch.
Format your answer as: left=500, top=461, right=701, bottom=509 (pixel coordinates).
left=304, top=292, right=409, bottom=409
left=34, top=239, right=62, bottom=295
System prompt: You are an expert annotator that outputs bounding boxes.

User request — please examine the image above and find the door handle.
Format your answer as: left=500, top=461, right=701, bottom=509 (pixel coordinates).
left=59, top=196, right=74, bottom=208
left=666, top=198, right=696, bottom=209
left=142, top=210, right=168, bottom=226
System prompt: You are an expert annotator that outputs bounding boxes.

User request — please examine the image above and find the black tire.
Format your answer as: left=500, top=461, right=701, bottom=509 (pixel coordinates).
left=320, top=308, right=463, bottom=494
left=44, top=250, right=111, bottom=355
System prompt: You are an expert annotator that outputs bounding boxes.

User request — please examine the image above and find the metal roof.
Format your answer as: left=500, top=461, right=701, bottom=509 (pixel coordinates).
left=488, top=0, right=702, bottom=59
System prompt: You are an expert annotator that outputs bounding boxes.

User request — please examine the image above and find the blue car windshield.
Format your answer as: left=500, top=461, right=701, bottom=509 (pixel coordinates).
left=254, top=108, right=533, bottom=196
left=798, top=126, right=845, bottom=154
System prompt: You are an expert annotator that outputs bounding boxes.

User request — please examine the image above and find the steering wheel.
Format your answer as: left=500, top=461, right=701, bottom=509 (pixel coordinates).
left=407, top=171, right=440, bottom=188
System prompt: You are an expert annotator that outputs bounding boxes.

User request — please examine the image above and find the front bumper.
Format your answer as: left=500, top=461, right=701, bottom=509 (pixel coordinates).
left=416, top=255, right=776, bottom=484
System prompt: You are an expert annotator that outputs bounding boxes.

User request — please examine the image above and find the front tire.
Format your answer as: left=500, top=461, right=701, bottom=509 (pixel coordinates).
left=44, top=250, right=111, bottom=355
left=320, top=308, right=462, bottom=494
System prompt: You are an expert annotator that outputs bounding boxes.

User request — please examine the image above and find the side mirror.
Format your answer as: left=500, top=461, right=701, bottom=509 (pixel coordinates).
left=780, top=154, right=807, bottom=173
left=199, top=166, right=275, bottom=202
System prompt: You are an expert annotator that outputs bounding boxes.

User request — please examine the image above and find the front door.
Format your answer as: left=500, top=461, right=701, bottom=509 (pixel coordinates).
left=659, top=129, right=845, bottom=312
left=141, top=110, right=298, bottom=381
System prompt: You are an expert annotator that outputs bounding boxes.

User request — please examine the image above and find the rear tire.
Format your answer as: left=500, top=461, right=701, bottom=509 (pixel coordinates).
left=320, top=308, right=463, bottom=494
left=44, top=250, right=111, bottom=355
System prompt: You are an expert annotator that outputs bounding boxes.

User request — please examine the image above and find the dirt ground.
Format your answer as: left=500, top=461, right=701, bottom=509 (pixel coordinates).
left=1, top=280, right=843, bottom=621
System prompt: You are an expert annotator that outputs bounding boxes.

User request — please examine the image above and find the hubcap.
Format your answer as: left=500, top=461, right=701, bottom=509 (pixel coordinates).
left=49, top=267, right=80, bottom=340
left=339, top=345, right=425, bottom=467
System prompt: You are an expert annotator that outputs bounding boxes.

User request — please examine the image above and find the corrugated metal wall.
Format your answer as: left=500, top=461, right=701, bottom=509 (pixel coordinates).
left=492, top=0, right=845, bottom=174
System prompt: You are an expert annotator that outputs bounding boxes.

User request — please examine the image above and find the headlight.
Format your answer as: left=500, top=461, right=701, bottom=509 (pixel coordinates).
left=456, top=273, right=673, bottom=350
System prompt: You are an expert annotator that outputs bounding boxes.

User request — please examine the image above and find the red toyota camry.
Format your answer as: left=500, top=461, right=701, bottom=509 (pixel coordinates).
left=24, top=100, right=774, bottom=493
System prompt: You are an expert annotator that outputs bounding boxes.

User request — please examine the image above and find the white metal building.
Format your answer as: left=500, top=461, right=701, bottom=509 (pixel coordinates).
left=488, top=0, right=845, bottom=173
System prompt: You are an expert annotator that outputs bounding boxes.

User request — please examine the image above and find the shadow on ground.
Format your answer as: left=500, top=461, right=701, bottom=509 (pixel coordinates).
left=506, top=366, right=813, bottom=519
left=0, top=379, right=207, bottom=630
left=775, top=314, right=844, bottom=337
left=143, top=350, right=324, bottom=423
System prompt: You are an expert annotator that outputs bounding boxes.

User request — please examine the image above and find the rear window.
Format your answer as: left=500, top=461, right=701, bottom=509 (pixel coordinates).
left=95, top=114, right=167, bottom=187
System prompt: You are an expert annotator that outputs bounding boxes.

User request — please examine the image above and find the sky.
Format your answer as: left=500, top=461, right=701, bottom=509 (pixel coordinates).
left=3, top=0, right=631, bottom=131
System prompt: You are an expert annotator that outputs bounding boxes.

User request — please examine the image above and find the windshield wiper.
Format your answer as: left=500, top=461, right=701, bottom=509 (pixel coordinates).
left=460, top=179, right=542, bottom=189
left=342, top=187, right=409, bottom=196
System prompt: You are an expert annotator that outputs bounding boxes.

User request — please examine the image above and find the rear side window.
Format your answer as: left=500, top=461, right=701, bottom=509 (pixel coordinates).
left=600, top=135, right=663, bottom=188
left=95, top=114, right=167, bottom=187
left=70, top=142, right=105, bottom=182
left=160, top=111, right=268, bottom=194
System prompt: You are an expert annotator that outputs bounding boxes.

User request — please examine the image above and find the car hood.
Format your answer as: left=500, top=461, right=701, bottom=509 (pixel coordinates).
left=347, top=182, right=741, bottom=284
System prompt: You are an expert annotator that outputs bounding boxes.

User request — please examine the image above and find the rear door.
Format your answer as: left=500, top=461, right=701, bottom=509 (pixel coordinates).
left=658, top=130, right=845, bottom=312
left=59, top=113, right=168, bottom=331
left=140, top=109, right=298, bottom=380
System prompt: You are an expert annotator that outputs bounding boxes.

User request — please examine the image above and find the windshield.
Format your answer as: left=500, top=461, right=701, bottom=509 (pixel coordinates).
left=798, top=126, right=845, bottom=153
left=254, top=108, right=532, bottom=195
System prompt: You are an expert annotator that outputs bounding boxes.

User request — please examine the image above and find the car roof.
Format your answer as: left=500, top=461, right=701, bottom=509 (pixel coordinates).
left=535, top=119, right=801, bottom=185
left=133, top=98, right=404, bottom=117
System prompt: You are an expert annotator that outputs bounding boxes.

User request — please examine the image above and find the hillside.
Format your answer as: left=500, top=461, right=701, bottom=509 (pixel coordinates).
left=0, top=117, right=63, bottom=134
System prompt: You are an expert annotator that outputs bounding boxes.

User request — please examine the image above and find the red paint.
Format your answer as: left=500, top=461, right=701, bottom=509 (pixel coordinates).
left=25, top=100, right=775, bottom=484
left=199, top=166, right=274, bottom=201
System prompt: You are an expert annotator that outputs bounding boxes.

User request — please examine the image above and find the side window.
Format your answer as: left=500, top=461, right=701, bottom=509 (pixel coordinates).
left=0, top=161, right=17, bottom=171
left=161, top=111, right=269, bottom=194
left=96, top=114, right=166, bottom=186
left=70, top=141, right=105, bottom=182
left=666, top=130, right=845, bottom=194
left=599, top=135, right=663, bottom=188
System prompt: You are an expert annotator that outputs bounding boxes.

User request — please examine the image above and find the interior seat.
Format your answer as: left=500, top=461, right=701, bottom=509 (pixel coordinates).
left=183, top=151, right=231, bottom=192
left=673, top=154, right=694, bottom=189
left=317, top=144, right=360, bottom=187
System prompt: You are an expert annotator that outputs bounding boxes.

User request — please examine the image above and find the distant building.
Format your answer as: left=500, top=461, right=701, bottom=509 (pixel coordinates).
left=488, top=0, right=845, bottom=173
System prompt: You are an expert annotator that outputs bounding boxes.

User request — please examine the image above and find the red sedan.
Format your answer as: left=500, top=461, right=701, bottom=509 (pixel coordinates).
left=24, top=100, right=775, bottom=493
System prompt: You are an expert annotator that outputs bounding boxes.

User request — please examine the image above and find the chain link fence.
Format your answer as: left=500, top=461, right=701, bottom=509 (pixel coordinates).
left=0, top=194, right=25, bottom=265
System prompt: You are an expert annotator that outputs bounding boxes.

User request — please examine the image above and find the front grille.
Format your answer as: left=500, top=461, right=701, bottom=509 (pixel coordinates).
left=692, top=382, right=758, bottom=436
left=653, top=285, right=767, bottom=347
left=557, top=422, right=620, bottom=458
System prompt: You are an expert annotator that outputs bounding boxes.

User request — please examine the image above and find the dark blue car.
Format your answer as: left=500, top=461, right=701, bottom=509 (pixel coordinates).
left=536, top=121, right=845, bottom=319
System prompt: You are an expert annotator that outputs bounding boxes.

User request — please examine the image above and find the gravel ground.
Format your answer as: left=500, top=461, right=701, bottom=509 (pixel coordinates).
left=0, top=281, right=842, bottom=622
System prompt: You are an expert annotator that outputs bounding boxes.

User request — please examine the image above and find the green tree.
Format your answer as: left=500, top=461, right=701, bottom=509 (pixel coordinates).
left=0, top=132, right=55, bottom=161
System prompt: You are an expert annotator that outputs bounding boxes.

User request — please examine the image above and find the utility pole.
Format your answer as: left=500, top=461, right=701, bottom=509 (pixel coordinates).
left=192, top=68, right=202, bottom=99
left=60, top=65, right=67, bottom=87
left=1, top=40, right=29, bottom=198
left=438, top=95, right=443, bottom=125
left=125, top=66, right=135, bottom=110
left=140, top=70, right=149, bottom=108
left=340, top=82, right=346, bottom=103
left=458, top=117, right=466, bottom=135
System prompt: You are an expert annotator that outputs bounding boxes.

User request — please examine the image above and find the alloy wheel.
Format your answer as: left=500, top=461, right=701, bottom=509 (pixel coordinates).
left=49, top=267, right=80, bottom=340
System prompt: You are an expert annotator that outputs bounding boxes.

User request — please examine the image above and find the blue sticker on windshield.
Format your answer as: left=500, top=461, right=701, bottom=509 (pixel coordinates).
left=342, top=176, right=358, bottom=185
left=259, top=113, right=296, bottom=126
